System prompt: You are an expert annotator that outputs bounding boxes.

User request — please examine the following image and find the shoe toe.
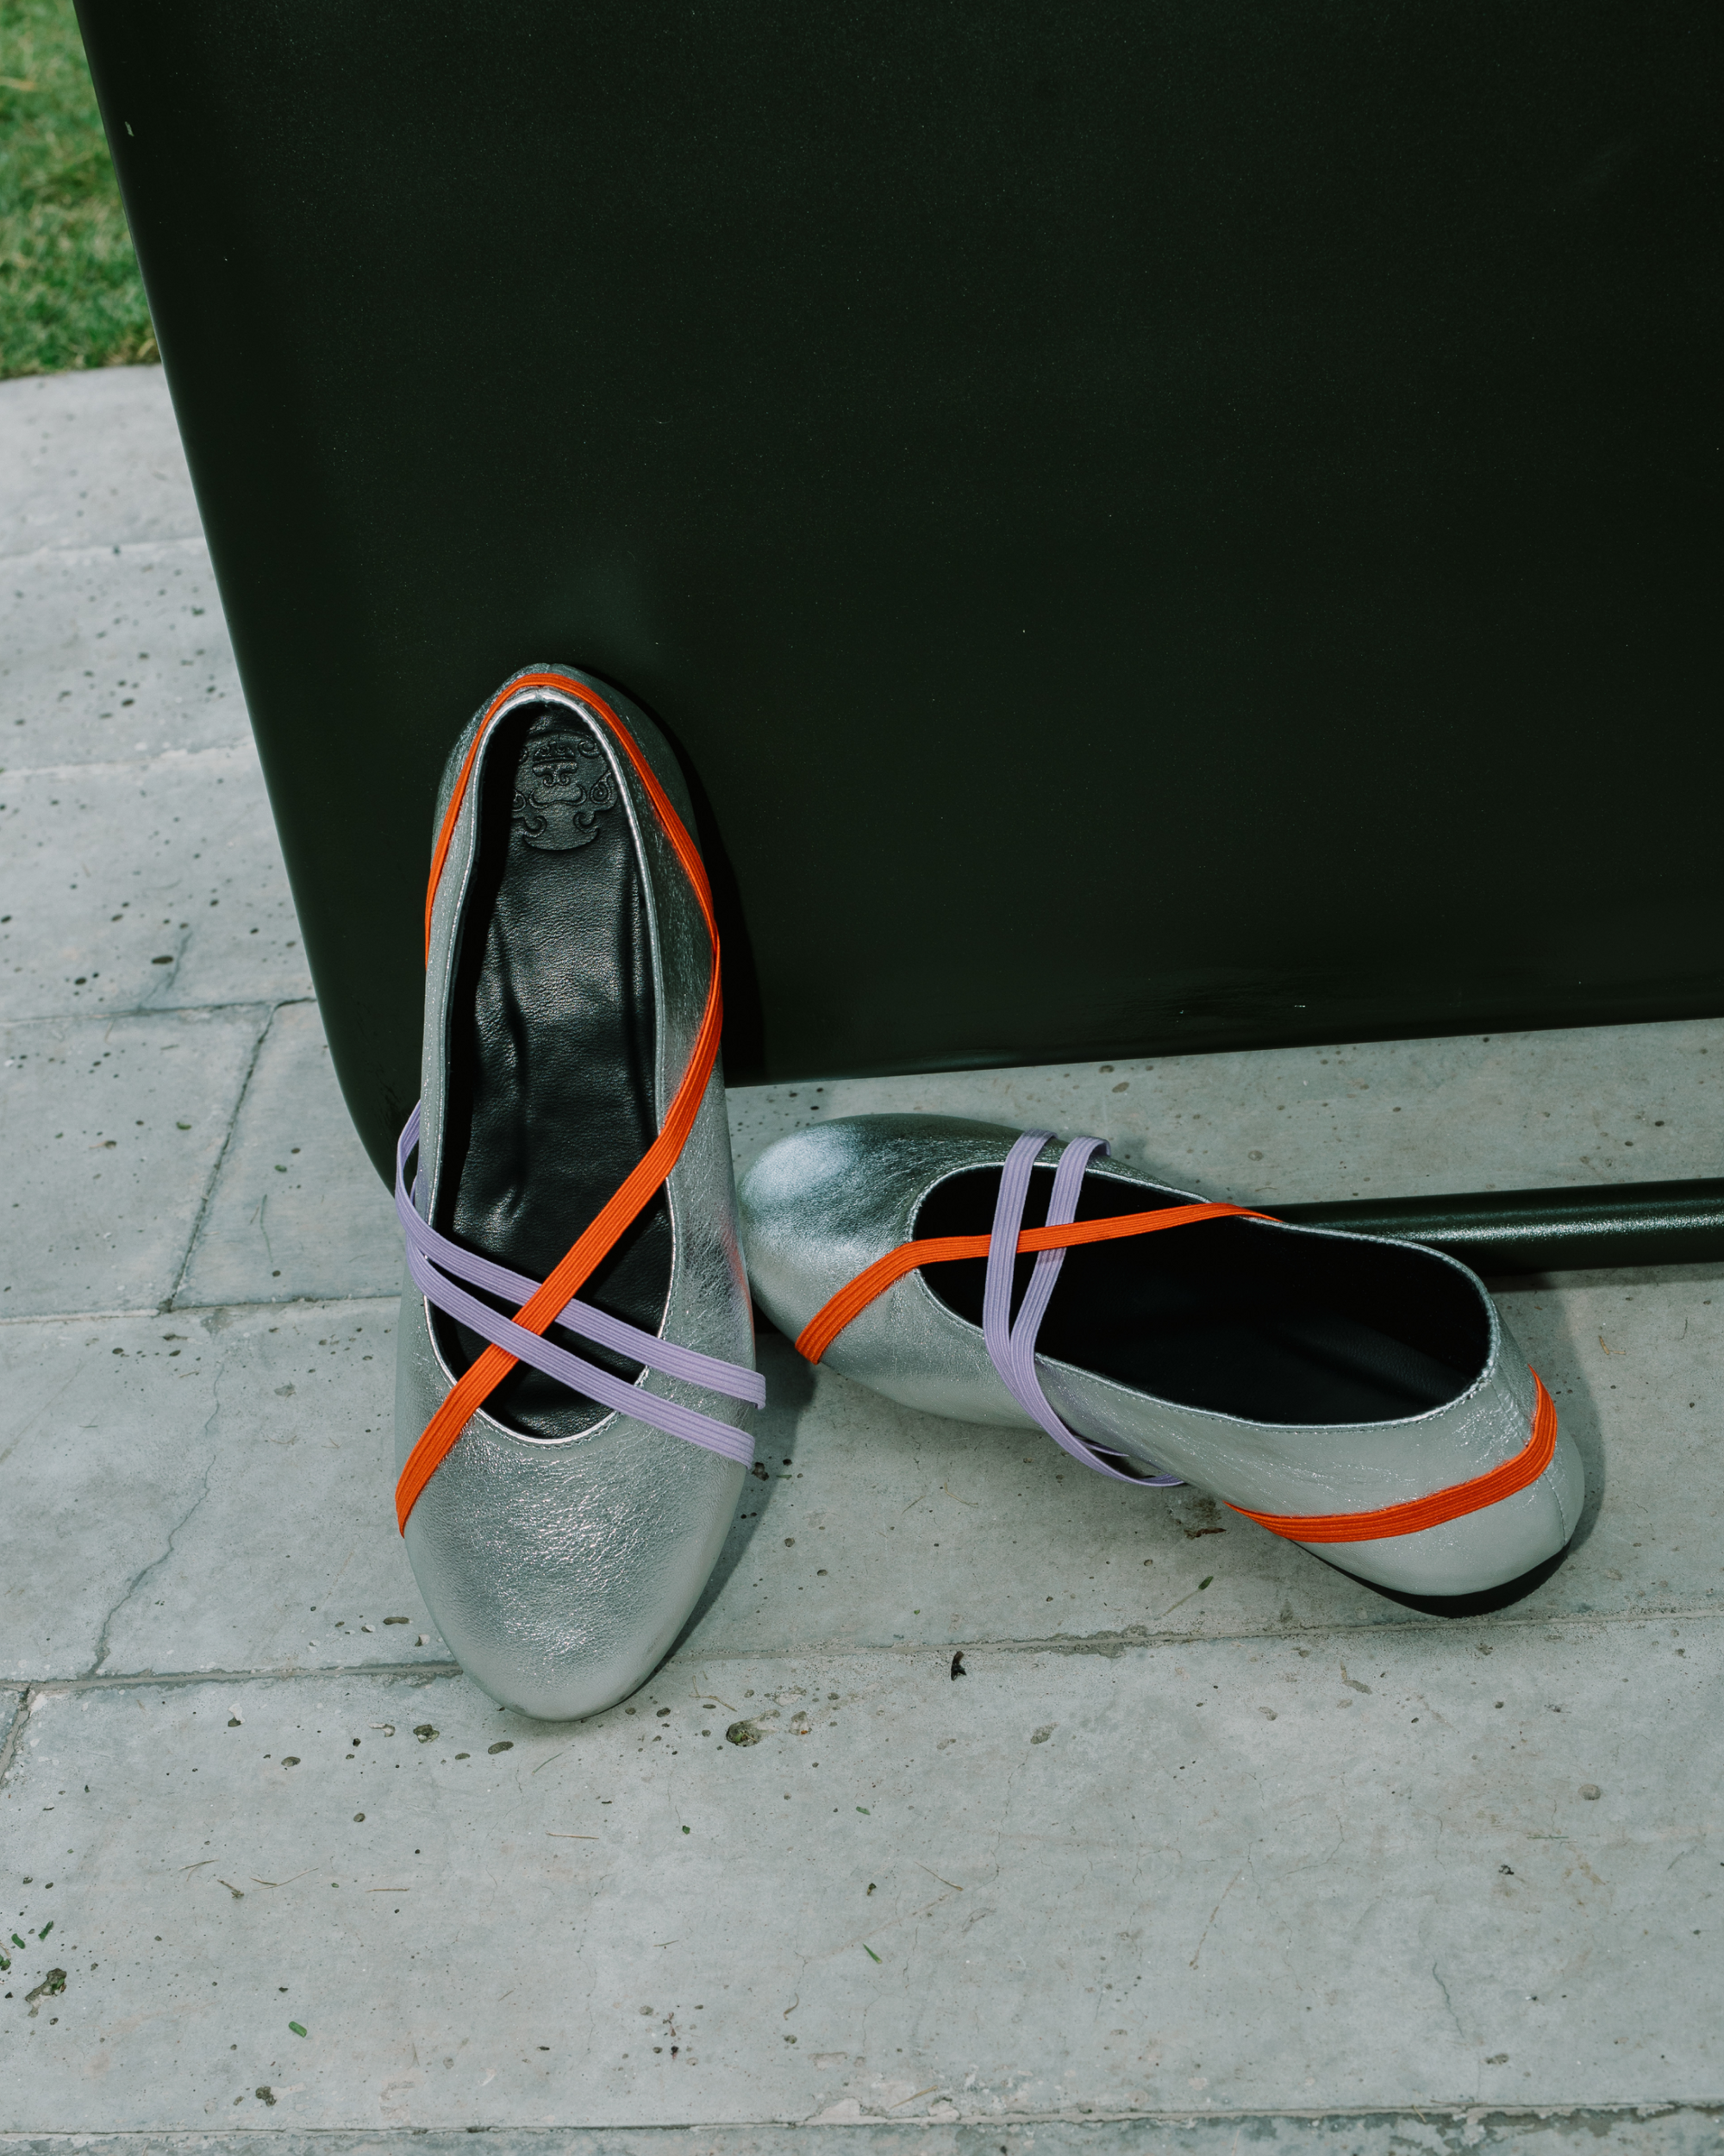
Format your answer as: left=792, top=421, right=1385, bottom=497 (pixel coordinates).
left=737, top=1113, right=1022, bottom=1351
left=400, top=1405, right=741, bottom=1720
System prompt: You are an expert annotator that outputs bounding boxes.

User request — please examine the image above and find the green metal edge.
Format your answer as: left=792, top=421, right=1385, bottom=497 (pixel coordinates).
left=1277, top=1178, right=1724, bottom=1275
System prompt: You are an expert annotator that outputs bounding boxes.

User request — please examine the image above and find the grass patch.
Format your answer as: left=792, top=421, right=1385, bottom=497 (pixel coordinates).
left=1, top=0, right=155, bottom=378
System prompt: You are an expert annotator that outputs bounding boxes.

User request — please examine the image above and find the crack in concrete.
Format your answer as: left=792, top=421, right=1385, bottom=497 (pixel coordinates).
left=1431, top=1958, right=1467, bottom=2048
left=1189, top=1865, right=1245, bottom=1969
left=85, top=1444, right=219, bottom=1678
left=85, top=1344, right=234, bottom=1675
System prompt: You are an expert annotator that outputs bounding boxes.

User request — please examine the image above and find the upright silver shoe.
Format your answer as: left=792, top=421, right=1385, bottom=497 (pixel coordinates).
left=394, top=664, right=760, bottom=1719
left=739, top=1115, right=1583, bottom=1599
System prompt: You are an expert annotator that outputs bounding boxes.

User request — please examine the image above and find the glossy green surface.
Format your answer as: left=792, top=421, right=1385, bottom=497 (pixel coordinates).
left=78, top=1, right=1722, bottom=1183
left=1281, top=1179, right=1724, bottom=1277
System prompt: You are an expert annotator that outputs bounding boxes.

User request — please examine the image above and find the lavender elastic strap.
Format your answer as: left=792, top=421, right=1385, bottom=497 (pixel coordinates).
left=981, top=1129, right=1182, bottom=1489
left=402, top=1235, right=753, bottom=1467
left=397, top=1107, right=763, bottom=1404
left=397, top=1104, right=759, bottom=1468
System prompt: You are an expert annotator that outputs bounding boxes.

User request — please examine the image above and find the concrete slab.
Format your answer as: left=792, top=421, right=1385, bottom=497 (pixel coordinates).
left=1, top=1625, right=1717, bottom=2128
left=0, top=1007, right=265, bottom=1318
left=727, top=1017, right=1724, bottom=1207
left=0, top=743, right=312, bottom=1022
left=2, top=368, right=1719, bottom=2134
left=178, top=1002, right=403, bottom=1309
left=0, top=368, right=197, bottom=557
left=0, top=537, right=247, bottom=766
left=0, top=1297, right=441, bottom=1685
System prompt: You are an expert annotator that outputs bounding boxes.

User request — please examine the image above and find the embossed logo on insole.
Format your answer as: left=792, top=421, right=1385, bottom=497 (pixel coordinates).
left=512, top=732, right=617, bottom=851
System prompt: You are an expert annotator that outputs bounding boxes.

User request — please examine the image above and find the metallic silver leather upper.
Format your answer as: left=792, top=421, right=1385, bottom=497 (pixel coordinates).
left=395, top=664, right=752, bottom=1720
left=739, top=1115, right=1583, bottom=1598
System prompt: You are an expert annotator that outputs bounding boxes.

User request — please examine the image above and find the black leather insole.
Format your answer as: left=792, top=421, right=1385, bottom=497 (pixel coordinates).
left=431, top=704, right=671, bottom=1439
left=915, top=1165, right=1488, bottom=1426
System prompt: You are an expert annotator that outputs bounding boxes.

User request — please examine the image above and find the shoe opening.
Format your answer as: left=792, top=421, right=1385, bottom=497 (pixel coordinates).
left=431, top=702, right=671, bottom=1438
left=915, top=1163, right=1490, bottom=1426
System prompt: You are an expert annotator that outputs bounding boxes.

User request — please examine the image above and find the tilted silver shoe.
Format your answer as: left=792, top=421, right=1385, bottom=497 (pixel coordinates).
left=739, top=1115, right=1583, bottom=1599
left=393, top=664, right=760, bottom=1719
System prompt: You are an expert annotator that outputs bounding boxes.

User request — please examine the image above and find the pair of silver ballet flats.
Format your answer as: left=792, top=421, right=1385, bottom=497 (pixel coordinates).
left=394, top=666, right=1583, bottom=1721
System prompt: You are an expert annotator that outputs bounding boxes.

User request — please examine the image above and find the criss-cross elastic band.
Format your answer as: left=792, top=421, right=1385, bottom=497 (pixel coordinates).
left=395, top=672, right=748, bottom=1533
left=796, top=1135, right=1559, bottom=1541
left=980, top=1131, right=1184, bottom=1485
left=796, top=1130, right=1275, bottom=1484
left=396, top=1107, right=761, bottom=1469
left=795, top=1184, right=1271, bottom=1365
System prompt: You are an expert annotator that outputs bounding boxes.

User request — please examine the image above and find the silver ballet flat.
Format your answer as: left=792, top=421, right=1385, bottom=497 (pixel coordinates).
left=739, top=1115, right=1583, bottom=1600
left=393, top=664, right=761, bottom=1719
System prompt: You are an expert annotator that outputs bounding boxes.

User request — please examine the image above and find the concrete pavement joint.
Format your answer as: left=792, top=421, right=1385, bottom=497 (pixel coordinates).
left=10, top=1600, right=1719, bottom=1697
left=0, top=997, right=307, bottom=1040
left=4, top=742, right=266, bottom=784
left=0, top=2103, right=1718, bottom=2139
left=0, top=1303, right=165, bottom=1329
left=663, top=1603, right=1724, bottom=1665
left=0, top=533, right=208, bottom=569
left=164, top=1002, right=282, bottom=1312
left=0, top=1278, right=390, bottom=1329
left=15, top=1660, right=464, bottom=1701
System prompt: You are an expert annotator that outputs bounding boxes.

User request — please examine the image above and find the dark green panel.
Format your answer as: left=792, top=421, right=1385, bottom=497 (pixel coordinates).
left=76, top=0, right=1723, bottom=1184
left=1280, top=1179, right=1724, bottom=1276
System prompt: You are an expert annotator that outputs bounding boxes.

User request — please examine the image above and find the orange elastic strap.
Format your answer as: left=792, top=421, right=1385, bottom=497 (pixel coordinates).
left=396, top=673, right=721, bottom=1534
left=797, top=1203, right=1558, bottom=1546
left=1227, top=1371, right=1558, bottom=1542
left=794, top=1202, right=1272, bottom=1365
